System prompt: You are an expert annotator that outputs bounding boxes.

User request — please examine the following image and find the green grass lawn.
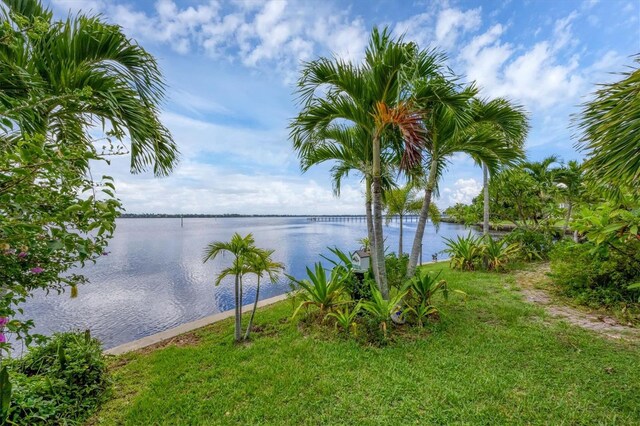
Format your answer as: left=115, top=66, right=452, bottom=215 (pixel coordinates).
left=92, top=264, right=640, bottom=425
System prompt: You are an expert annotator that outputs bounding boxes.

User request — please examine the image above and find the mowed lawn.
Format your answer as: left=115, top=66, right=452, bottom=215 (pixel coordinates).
left=92, top=264, right=640, bottom=425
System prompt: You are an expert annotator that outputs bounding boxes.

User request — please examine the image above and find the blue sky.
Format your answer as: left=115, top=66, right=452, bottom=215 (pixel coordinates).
left=51, top=0, right=639, bottom=214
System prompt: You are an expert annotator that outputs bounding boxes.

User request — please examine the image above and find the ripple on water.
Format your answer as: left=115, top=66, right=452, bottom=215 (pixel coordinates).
left=17, top=218, right=477, bottom=349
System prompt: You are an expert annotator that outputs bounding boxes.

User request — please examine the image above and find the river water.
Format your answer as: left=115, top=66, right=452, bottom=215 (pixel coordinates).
left=20, top=217, right=476, bottom=349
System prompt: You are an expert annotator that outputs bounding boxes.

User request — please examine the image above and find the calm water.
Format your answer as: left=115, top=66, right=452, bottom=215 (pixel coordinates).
left=20, top=217, right=476, bottom=349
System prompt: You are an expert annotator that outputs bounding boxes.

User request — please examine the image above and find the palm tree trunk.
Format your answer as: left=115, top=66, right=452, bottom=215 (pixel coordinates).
left=372, top=135, right=388, bottom=298
left=399, top=214, right=403, bottom=255
left=244, top=276, right=260, bottom=340
left=234, top=274, right=241, bottom=342
left=563, top=201, right=573, bottom=236
left=573, top=230, right=579, bottom=243
left=408, top=158, right=438, bottom=277
left=365, top=176, right=378, bottom=282
left=483, top=163, right=489, bottom=236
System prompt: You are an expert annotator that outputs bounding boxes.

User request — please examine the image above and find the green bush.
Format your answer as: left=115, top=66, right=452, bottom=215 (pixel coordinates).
left=385, top=252, right=410, bottom=289
left=505, top=227, right=555, bottom=260
left=443, top=233, right=484, bottom=271
left=550, top=240, right=640, bottom=310
left=4, top=331, right=109, bottom=425
left=344, top=271, right=374, bottom=301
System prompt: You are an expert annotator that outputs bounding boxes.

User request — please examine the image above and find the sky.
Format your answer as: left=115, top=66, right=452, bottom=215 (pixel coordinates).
left=50, top=0, right=640, bottom=214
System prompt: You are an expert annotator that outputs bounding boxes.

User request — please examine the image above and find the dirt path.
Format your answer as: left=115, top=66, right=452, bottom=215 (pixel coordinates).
left=515, top=264, right=640, bottom=341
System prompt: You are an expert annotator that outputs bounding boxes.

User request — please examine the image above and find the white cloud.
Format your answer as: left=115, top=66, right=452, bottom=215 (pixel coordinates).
left=54, top=0, right=367, bottom=81
left=458, top=12, right=586, bottom=109
left=92, top=157, right=364, bottom=215
left=394, top=13, right=434, bottom=48
left=435, top=8, right=482, bottom=49
left=445, top=178, right=482, bottom=205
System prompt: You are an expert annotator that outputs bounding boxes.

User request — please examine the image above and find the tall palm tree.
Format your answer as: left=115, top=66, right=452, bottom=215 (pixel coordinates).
left=0, top=0, right=178, bottom=176
left=296, top=125, right=395, bottom=281
left=406, top=82, right=527, bottom=277
left=469, top=98, right=529, bottom=235
left=203, top=233, right=262, bottom=342
left=244, top=249, right=284, bottom=340
left=291, top=27, right=443, bottom=297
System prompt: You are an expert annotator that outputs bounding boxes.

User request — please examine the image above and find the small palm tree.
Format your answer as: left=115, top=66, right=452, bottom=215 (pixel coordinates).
left=383, top=184, right=422, bottom=255
left=203, top=233, right=262, bottom=342
left=244, top=249, right=284, bottom=340
left=556, top=160, right=585, bottom=236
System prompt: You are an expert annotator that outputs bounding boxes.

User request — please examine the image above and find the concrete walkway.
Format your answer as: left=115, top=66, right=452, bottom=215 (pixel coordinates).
left=104, top=293, right=289, bottom=356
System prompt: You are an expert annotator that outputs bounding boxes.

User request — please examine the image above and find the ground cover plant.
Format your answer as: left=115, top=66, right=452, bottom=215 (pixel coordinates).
left=92, top=263, right=640, bottom=425
left=3, top=331, right=109, bottom=425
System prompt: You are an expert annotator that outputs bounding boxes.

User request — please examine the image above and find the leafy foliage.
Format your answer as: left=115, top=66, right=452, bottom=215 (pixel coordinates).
left=443, top=233, right=485, bottom=271
left=550, top=240, right=640, bottom=317
left=576, top=55, right=640, bottom=189
left=505, top=227, right=555, bottom=261
left=445, top=233, right=524, bottom=271
left=289, top=263, right=349, bottom=318
left=4, top=331, right=109, bottom=425
left=360, top=283, right=407, bottom=338
left=325, top=303, right=362, bottom=335
left=483, top=236, right=520, bottom=271
left=385, top=252, right=410, bottom=289
left=549, top=198, right=640, bottom=316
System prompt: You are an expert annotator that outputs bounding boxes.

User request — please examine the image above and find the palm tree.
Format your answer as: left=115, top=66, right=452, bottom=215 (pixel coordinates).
left=383, top=184, right=421, bottom=255
left=576, top=55, right=640, bottom=190
left=406, top=82, right=527, bottom=277
left=469, top=98, right=529, bottom=235
left=244, top=249, right=284, bottom=340
left=0, top=0, right=178, bottom=176
left=522, top=155, right=560, bottom=197
left=556, top=160, right=584, bottom=238
left=296, top=125, right=395, bottom=282
left=203, top=233, right=262, bottom=342
left=290, top=27, right=443, bottom=297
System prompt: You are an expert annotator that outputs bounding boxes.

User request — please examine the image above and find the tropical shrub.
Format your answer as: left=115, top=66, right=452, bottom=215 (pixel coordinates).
left=360, top=283, right=407, bottom=338
left=405, top=269, right=451, bottom=306
left=482, top=236, right=520, bottom=271
left=290, top=263, right=349, bottom=319
left=345, top=271, right=375, bottom=302
left=443, top=233, right=484, bottom=271
left=385, top=252, right=410, bottom=289
left=403, top=269, right=466, bottom=326
left=325, top=303, right=362, bottom=335
left=3, top=331, right=109, bottom=425
left=406, top=303, right=439, bottom=327
left=505, top=227, right=555, bottom=261
left=550, top=240, right=640, bottom=312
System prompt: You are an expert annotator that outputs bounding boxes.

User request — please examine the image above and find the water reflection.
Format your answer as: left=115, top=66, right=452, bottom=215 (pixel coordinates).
left=20, top=217, right=477, bottom=348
